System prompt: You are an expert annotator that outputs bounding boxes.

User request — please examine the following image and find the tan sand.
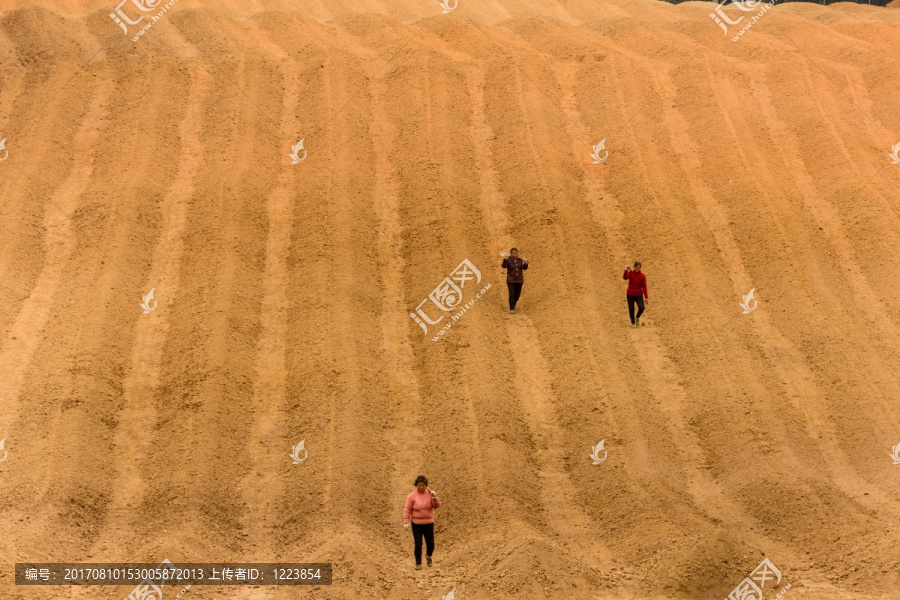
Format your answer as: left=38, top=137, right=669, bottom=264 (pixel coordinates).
left=1, top=0, right=899, bottom=598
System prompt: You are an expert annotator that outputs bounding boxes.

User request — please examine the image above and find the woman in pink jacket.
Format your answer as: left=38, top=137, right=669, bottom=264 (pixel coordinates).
left=403, top=475, right=442, bottom=570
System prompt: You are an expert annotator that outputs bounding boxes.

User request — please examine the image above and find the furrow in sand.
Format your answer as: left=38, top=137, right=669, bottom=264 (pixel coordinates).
left=0, top=55, right=108, bottom=581
left=704, top=60, right=900, bottom=488
left=130, top=24, right=273, bottom=562
left=568, top=46, right=802, bottom=574
left=600, top=50, right=713, bottom=314
left=468, top=63, right=613, bottom=571
left=653, top=66, right=853, bottom=502
left=649, top=60, right=898, bottom=572
left=273, top=23, right=390, bottom=575
left=98, top=62, right=208, bottom=561
left=235, top=20, right=300, bottom=578
left=369, top=72, right=429, bottom=549
left=371, top=57, right=494, bottom=587
left=792, top=61, right=900, bottom=347
left=743, top=72, right=900, bottom=502
left=514, top=46, right=736, bottom=571
left=371, top=41, right=524, bottom=592
left=504, top=317, right=613, bottom=566
left=273, top=30, right=338, bottom=568
left=556, top=58, right=751, bottom=538
left=317, top=46, right=340, bottom=532
left=4, top=6, right=900, bottom=600
left=0, top=52, right=30, bottom=319
left=460, top=67, right=501, bottom=507
left=0, top=71, right=112, bottom=436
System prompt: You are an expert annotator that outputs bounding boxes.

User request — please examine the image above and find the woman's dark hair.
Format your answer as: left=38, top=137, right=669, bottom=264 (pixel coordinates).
left=633, top=261, right=642, bottom=267
left=414, top=475, right=428, bottom=487
left=510, top=247, right=518, bottom=253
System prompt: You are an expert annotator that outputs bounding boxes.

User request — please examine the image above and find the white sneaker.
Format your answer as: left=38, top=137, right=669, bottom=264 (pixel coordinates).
left=630, top=322, right=637, bottom=328
left=510, top=309, right=515, bottom=314
left=635, top=318, right=640, bottom=327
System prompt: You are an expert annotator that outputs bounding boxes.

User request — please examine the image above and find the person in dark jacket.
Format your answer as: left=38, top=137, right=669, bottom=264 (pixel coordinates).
left=501, top=248, right=529, bottom=313
left=623, top=262, right=648, bottom=327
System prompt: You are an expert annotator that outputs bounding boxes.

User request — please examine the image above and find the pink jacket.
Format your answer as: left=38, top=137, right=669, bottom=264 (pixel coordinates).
left=404, top=489, right=442, bottom=524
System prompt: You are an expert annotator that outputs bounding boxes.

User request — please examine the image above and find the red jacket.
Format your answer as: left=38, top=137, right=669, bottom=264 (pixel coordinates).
left=623, top=270, right=647, bottom=298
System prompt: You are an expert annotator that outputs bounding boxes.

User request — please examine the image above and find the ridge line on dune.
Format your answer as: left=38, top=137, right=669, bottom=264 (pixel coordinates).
left=99, top=59, right=207, bottom=562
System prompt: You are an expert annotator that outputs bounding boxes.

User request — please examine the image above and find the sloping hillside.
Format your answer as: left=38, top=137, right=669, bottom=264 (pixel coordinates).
left=1, top=1, right=899, bottom=599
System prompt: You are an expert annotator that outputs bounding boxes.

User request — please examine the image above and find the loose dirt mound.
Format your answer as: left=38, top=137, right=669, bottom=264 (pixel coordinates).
left=1, top=1, right=899, bottom=599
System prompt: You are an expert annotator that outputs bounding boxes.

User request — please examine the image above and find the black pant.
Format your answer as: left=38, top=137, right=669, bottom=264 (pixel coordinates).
left=627, top=295, right=645, bottom=324
left=411, top=522, right=435, bottom=565
left=507, top=283, right=523, bottom=310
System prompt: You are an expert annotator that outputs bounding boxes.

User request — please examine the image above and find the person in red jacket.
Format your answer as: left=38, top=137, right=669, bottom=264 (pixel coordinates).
left=623, top=262, right=648, bottom=327
left=403, top=475, right=442, bottom=570
left=501, top=248, right=529, bottom=314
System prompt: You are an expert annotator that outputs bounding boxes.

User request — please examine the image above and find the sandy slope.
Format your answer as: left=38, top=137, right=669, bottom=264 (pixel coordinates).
left=1, top=0, right=900, bottom=599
